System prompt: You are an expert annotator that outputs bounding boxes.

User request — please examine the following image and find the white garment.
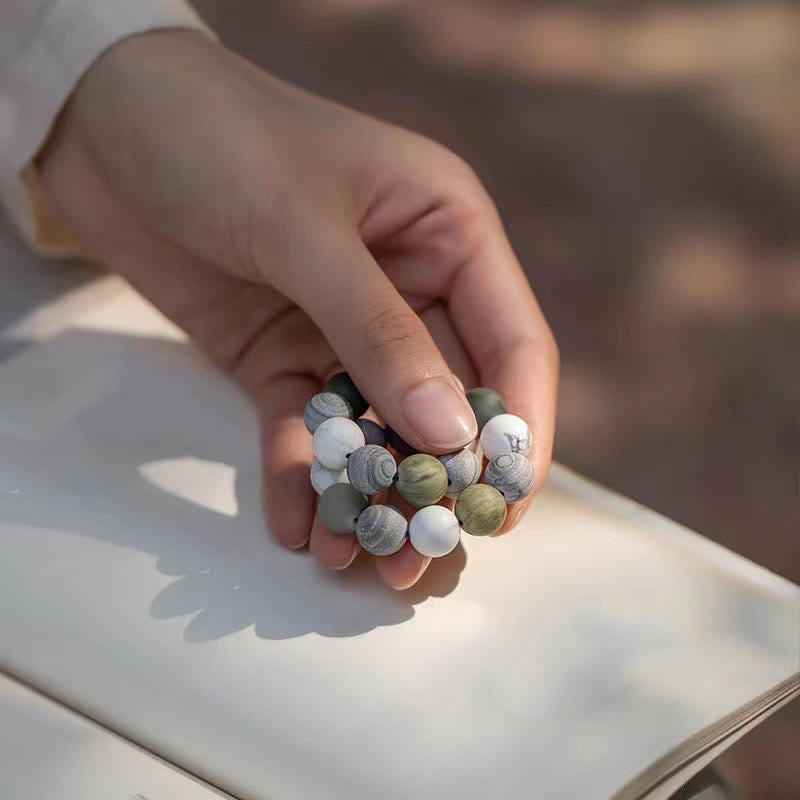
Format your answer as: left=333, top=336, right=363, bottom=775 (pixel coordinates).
left=0, top=0, right=210, bottom=252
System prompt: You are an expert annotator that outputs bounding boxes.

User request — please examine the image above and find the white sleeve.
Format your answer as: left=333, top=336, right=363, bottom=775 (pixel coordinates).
left=0, top=0, right=213, bottom=253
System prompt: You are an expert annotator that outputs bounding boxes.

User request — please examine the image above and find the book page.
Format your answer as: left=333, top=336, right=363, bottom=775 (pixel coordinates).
left=0, top=673, right=233, bottom=800
left=0, top=282, right=798, bottom=800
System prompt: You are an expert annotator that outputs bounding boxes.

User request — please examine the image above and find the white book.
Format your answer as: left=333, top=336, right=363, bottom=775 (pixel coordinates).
left=0, top=275, right=798, bottom=800
left=0, top=673, right=232, bottom=800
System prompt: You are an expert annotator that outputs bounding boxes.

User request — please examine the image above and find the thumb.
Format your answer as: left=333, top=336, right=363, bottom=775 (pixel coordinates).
left=291, top=238, right=477, bottom=453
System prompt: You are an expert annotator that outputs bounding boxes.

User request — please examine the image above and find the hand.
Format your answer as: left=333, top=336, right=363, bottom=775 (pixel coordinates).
left=38, top=30, right=558, bottom=589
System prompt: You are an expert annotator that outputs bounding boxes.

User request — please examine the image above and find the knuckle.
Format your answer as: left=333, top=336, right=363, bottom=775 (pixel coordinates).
left=544, top=328, right=560, bottom=369
left=363, top=303, right=425, bottom=361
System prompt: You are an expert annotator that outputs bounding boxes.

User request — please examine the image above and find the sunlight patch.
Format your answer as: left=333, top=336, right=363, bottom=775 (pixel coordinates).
left=138, top=457, right=238, bottom=517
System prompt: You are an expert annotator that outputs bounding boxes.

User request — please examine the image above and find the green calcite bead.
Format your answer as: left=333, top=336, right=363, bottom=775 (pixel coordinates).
left=466, top=387, right=507, bottom=433
left=455, top=484, right=507, bottom=536
left=323, top=372, right=369, bottom=419
left=317, top=483, right=368, bottom=534
left=395, top=454, right=448, bottom=508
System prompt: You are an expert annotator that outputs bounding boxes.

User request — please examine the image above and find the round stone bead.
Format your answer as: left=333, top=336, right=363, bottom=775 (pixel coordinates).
left=484, top=453, right=535, bottom=503
left=479, top=413, right=532, bottom=460
left=455, top=484, right=507, bottom=536
left=409, top=505, right=461, bottom=558
left=395, top=454, right=449, bottom=508
left=385, top=425, right=419, bottom=457
left=323, top=372, right=369, bottom=419
left=312, top=417, right=365, bottom=470
left=355, top=504, right=408, bottom=556
left=310, top=459, right=348, bottom=496
left=356, top=418, right=387, bottom=447
left=466, top=387, right=507, bottom=433
left=304, top=392, right=353, bottom=434
left=317, top=483, right=368, bottom=534
left=439, top=448, right=482, bottom=498
left=346, top=445, right=397, bottom=495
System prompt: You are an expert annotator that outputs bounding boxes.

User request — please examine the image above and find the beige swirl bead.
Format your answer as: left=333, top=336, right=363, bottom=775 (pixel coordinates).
left=346, top=445, right=397, bottom=495
left=484, top=453, right=535, bottom=503
left=439, top=448, right=481, bottom=498
left=303, top=392, right=353, bottom=434
left=355, top=504, right=408, bottom=556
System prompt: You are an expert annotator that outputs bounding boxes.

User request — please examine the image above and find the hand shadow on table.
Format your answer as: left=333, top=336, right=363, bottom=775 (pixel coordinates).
left=0, top=329, right=466, bottom=643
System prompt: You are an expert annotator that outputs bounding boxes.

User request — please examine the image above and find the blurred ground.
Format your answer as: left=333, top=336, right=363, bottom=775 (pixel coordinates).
left=188, top=1, right=800, bottom=796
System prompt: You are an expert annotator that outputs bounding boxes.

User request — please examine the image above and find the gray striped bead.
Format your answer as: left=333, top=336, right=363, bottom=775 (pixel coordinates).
left=439, top=448, right=482, bottom=497
left=484, top=452, right=535, bottom=503
left=304, top=392, right=353, bottom=434
left=356, top=504, right=408, bottom=556
left=346, top=445, right=397, bottom=495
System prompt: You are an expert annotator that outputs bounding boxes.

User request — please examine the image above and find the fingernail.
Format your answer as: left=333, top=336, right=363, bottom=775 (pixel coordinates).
left=402, top=379, right=477, bottom=449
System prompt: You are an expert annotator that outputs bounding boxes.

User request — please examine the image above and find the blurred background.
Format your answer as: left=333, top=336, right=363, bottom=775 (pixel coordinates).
left=186, top=0, right=799, bottom=796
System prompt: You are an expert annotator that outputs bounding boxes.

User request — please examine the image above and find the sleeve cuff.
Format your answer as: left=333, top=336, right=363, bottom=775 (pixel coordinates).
left=0, top=0, right=214, bottom=255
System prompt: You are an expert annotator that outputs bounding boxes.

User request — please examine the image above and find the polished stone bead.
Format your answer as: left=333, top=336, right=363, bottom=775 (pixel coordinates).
left=346, top=445, right=397, bottom=495
left=385, top=425, right=419, bottom=457
left=409, top=505, right=461, bottom=558
left=304, top=392, right=353, bottom=434
left=484, top=452, right=535, bottom=503
left=312, top=417, right=365, bottom=470
left=318, top=483, right=368, bottom=534
left=439, top=448, right=482, bottom=498
left=466, top=387, right=507, bottom=433
left=356, top=418, right=387, bottom=447
left=355, top=504, right=408, bottom=556
left=323, top=372, right=369, bottom=418
left=455, top=484, right=507, bottom=536
left=479, top=413, right=532, bottom=460
left=395, top=454, right=448, bottom=507
left=310, top=459, right=348, bottom=496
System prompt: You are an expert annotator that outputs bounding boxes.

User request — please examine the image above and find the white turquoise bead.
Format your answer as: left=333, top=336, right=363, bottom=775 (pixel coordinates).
left=304, top=392, right=353, bottom=434
left=312, top=417, right=365, bottom=470
left=439, top=448, right=481, bottom=497
left=484, top=452, right=535, bottom=502
left=479, top=413, right=532, bottom=460
left=310, top=459, right=348, bottom=496
left=409, top=505, right=462, bottom=558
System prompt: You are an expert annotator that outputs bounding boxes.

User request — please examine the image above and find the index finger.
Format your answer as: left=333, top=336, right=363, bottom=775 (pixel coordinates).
left=448, top=219, right=559, bottom=520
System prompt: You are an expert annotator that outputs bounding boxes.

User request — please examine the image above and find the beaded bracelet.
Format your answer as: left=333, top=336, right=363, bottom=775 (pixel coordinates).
left=305, top=372, right=534, bottom=559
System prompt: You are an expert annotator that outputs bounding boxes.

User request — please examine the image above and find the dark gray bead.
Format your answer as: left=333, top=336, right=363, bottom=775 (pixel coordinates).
left=466, top=387, right=507, bottom=433
left=439, top=448, right=482, bottom=497
left=484, top=453, right=535, bottom=503
left=356, top=504, right=408, bottom=556
left=356, top=418, right=387, bottom=447
left=304, top=392, right=353, bottom=434
left=317, top=483, right=368, bottom=534
left=385, top=425, right=419, bottom=456
left=346, top=445, right=397, bottom=495
left=323, top=372, right=369, bottom=418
